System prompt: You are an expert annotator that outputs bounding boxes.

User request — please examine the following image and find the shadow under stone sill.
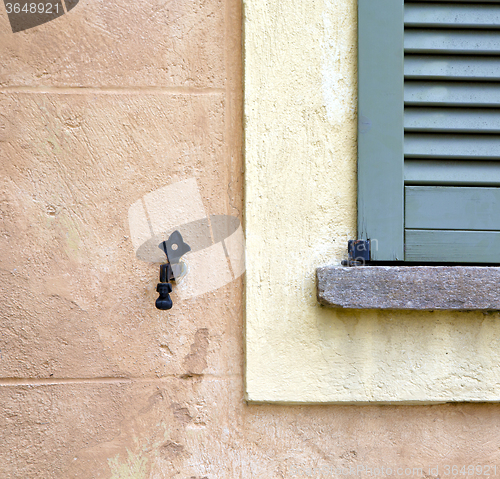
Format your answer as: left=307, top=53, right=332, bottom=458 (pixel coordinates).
left=316, top=265, right=500, bottom=311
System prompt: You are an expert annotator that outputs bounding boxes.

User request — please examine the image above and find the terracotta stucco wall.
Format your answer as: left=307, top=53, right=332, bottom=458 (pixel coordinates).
left=2, top=1, right=500, bottom=478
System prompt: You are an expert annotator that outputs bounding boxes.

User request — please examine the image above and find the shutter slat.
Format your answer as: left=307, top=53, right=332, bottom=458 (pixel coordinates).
left=405, top=107, right=500, bottom=132
left=405, top=55, right=500, bottom=80
left=405, top=81, right=500, bottom=106
left=405, top=159, right=500, bottom=185
left=405, top=4, right=500, bottom=29
left=405, top=133, right=500, bottom=159
left=405, top=186, right=500, bottom=230
left=405, top=29, right=500, bottom=54
left=405, top=230, right=500, bottom=263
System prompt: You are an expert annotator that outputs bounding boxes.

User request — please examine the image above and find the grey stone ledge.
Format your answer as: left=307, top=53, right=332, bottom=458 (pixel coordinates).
left=316, top=266, right=500, bottom=311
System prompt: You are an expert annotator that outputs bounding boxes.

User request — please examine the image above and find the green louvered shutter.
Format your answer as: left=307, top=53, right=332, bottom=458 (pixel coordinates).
left=358, top=0, right=405, bottom=261
left=358, top=0, right=500, bottom=263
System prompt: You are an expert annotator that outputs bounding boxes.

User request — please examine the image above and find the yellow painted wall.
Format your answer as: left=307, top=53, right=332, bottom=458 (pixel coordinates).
left=244, top=0, right=500, bottom=403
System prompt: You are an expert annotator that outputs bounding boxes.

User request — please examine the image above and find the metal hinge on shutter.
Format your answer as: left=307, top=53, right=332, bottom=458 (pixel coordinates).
left=341, top=240, right=371, bottom=266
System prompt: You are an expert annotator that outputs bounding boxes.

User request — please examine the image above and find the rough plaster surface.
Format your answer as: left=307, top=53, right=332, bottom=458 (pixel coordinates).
left=3, top=0, right=500, bottom=477
left=244, top=0, right=500, bottom=403
left=0, top=0, right=225, bottom=88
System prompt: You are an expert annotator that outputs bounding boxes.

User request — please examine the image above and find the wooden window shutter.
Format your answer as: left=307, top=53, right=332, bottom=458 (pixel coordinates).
left=358, top=0, right=405, bottom=261
left=358, top=0, right=500, bottom=263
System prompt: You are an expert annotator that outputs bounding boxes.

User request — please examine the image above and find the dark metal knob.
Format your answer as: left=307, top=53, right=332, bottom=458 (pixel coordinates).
left=156, top=282, right=173, bottom=310
left=155, top=231, right=191, bottom=311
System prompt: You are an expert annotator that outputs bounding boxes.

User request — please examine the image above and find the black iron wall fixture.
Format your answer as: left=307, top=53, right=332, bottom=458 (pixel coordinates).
left=155, top=230, right=191, bottom=310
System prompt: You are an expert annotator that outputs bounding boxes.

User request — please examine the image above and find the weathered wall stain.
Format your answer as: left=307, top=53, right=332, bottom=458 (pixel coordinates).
left=140, top=389, right=165, bottom=414
left=160, top=440, right=186, bottom=460
left=171, top=402, right=193, bottom=424
left=183, top=328, right=210, bottom=376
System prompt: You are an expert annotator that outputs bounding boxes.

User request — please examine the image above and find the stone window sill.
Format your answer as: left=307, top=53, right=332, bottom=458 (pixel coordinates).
left=316, top=266, right=500, bottom=311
